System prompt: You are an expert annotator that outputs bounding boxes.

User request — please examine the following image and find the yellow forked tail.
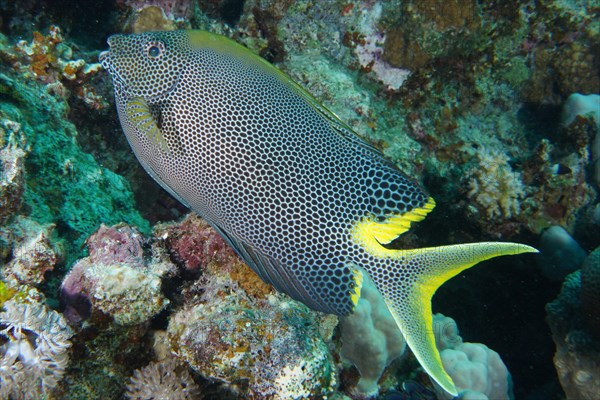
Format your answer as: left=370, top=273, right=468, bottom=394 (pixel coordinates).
left=374, top=242, right=537, bottom=395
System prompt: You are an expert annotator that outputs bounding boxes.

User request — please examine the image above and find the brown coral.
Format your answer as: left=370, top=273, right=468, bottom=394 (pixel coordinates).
left=0, top=139, right=26, bottom=225
left=128, top=6, right=177, bottom=33
left=1, top=26, right=105, bottom=108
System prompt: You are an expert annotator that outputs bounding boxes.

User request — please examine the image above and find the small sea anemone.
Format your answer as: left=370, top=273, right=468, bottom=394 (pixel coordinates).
left=0, top=298, right=74, bottom=399
left=126, top=358, right=201, bottom=400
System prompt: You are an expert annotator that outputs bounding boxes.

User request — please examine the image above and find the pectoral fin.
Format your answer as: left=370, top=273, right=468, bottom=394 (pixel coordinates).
left=126, top=97, right=170, bottom=153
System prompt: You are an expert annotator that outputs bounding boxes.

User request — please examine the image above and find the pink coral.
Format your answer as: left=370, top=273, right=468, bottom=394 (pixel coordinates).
left=61, top=224, right=173, bottom=325
left=156, top=214, right=237, bottom=276
left=86, top=223, right=144, bottom=265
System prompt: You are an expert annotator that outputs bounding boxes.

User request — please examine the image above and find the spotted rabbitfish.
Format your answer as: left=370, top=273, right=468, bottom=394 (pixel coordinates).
left=100, top=30, right=537, bottom=395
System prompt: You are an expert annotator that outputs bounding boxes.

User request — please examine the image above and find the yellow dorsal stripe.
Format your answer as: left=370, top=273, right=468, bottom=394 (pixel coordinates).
left=351, top=197, right=436, bottom=255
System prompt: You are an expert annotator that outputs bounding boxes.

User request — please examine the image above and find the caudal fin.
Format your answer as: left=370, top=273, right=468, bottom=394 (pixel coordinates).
left=374, top=242, right=537, bottom=395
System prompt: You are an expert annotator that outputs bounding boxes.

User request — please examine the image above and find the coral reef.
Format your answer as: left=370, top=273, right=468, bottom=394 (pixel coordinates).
left=119, top=0, right=195, bottom=20
left=0, top=134, right=26, bottom=225
left=167, top=275, right=337, bottom=399
left=1, top=219, right=58, bottom=286
left=547, top=263, right=600, bottom=400
left=0, top=297, right=74, bottom=399
left=0, top=26, right=106, bottom=109
left=125, top=6, right=179, bottom=33
left=581, top=247, right=600, bottom=339
left=0, top=62, right=149, bottom=265
left=61, top=224, right=173, bottom=325
left=156, top=213, right=239, bottom=277
left=339, top=273, right=406, bottom=397
left=353, top=2, right=411, bottom=90
left=126, top=358, right=201, bottom=400
left=562, top=93, right=600, bottom=188
left=0, top=0, right=596, bottom=398
left=465, top=147, right=525, bottom=220
left=433, top=314, right=512, bottom=400
left=562, top=93, right=600, bottom=129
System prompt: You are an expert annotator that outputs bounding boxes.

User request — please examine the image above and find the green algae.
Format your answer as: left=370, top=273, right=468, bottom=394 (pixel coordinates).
left=0, top=73, right=149, bottom=265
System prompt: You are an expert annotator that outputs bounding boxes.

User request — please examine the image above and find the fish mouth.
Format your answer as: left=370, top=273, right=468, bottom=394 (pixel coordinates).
left=98, top=50, right=109, bottom=66
left=98, top=48, right=129, bottom=93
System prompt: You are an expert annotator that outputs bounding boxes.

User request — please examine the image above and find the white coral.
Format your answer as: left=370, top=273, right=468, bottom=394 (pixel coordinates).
left=126, top=358, right=200, bottom=400
left=87, top=262, right=168, bottom=326
left=466, top=148, right=525, bottom=219
left=0, top=298, right=74, bottom=399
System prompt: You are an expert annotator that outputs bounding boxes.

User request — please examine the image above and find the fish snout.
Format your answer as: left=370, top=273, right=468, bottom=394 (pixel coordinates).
left=98, top=50, right=109, bottom=65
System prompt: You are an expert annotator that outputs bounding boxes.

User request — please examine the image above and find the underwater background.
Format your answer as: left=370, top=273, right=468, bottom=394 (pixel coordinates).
left=0, top=0, right=598, bottom=399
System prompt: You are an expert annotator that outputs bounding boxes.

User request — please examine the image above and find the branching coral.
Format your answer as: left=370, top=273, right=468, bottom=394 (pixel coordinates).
left=0, top=298, right=74, bottom=400
left=126, top=358, right=201, bottom=400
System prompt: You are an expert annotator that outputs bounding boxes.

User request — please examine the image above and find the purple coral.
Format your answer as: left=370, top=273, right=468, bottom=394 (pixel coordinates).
left=86, top=223, right=145, bottom=265
left=61, top=224, right=173, bottom=326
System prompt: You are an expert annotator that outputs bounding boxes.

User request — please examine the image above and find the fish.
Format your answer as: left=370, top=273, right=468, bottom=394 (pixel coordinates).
left=99, top=30, right=537, bottom=396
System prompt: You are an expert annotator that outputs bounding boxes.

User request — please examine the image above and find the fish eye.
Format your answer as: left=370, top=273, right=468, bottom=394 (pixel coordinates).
left=146, top=42, right=165, bottom=59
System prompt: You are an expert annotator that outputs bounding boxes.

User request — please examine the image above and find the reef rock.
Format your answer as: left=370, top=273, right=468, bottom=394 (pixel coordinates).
left=547, top=250, right=600, bottom=400
left=61, top=224, right=174, bottom=325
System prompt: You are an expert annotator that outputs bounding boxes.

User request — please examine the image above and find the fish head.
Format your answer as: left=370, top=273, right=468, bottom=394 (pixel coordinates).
left=99, top=31, right=186, bottom=101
